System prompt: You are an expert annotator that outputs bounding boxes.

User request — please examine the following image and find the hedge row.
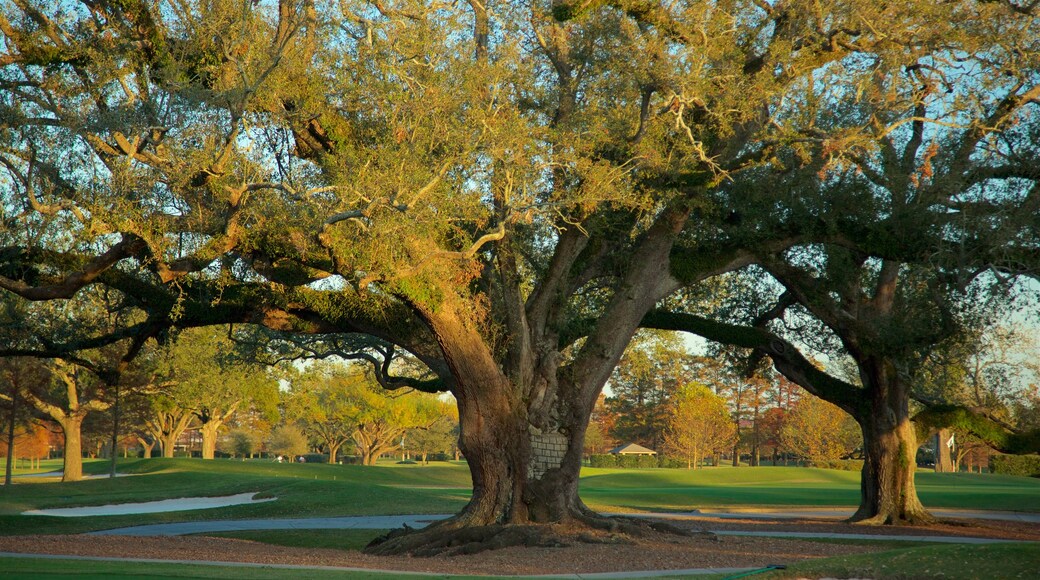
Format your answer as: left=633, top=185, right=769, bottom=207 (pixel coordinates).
left=805, top=459, right=863, bottom=471
left=588, top=454, right=685, bottom=469
left=990, top=454, right=1040, bottom=477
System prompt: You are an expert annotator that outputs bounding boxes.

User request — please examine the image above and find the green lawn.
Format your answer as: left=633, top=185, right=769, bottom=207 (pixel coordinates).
left=2, top=459, right=1039, bottom=537
left=753, top=542, right=1040, bottom=580
left=4, top=458, right=68, bottom=475
left=580, top=466, right=1040, bottom=513
left=0, top=458, right=472, bottom=535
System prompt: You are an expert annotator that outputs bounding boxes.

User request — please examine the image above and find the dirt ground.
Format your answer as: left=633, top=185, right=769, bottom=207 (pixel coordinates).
left=1, top=517, right=1037, bottom=576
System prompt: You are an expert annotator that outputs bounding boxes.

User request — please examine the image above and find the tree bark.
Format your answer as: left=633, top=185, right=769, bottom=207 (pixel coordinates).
left=137, top=436, right=155, bottom=458
left=109, top=384, right=120, bottom=478
left=60, top=417, right=84, bottom=482
left=200, top=422, right=221, bottom=460
left=4, top=390, right=15, bottom=489
left=851, top=362, right=934, bottom=525
left=935, top=429, right=953, bottom=473
left=161, top=433, right=177, bottom=457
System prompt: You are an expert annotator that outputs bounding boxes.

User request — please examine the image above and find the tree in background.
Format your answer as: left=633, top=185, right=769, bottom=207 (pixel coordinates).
left=1, top=357, right=41, bottom=486
left=781, top=396, right=861, bottom=464
left=663, top=383, right=735, bottom=469
left=226, top=429, right=257, bottom=459
left=607, top=333, right=695, bottom=451
left=757, top=407, right=788, bottom=466
left=1, top=422, right=54, bottom=470
left=13, top=360, right=111, bottom=482
left=284, top=362, right=364, bottom=464
left=160, top=328, right=279, bottom=459
left=268, top=424, right=309, bottom=460
left=408, top=403, right=459, bottom=465
left=352, top=376, right=444, bottom=466
left=144, top=394, right=194, bottom=458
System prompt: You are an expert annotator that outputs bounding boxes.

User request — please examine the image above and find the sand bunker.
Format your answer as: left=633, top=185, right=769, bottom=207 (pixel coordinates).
left=22, top=492, right=276, bottom=517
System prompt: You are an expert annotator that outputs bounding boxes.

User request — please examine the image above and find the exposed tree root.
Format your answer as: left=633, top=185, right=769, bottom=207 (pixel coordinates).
left=849, top=509, right=938, bottom=526
left=365, top=524, right=569, bottom=557
left=365, top=511, right=717, bottom=557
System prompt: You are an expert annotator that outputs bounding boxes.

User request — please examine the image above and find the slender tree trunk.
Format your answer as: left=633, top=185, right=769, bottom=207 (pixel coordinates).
left=4, top=391, right=16, bottom=489
left=851, top=363, right=934, bottom=525
left=328, top=442, right=340, bottom=464
left=61, top=417, right=85, bottom=482
left=109, top=385, right=120, bottom=478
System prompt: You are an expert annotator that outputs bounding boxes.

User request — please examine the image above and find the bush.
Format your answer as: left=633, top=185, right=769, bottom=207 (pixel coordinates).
left=301, top=453, right=327, bottom=464
left=990, top=454, right=1040, bottom=477
left=657, top=456, right=684, bottom=469
left=589, top=454, right=665, bottom=468
left=806, top=459, right=863, bottom=471
left=616, top=454, right=642, bottom=468
left=637, top=454, right=658, bottom=468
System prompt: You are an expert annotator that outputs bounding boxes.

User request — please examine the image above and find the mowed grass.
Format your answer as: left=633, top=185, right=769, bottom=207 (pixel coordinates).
left=752, top=541, right=1040, bottom=580
left=2, top=459, right=1039, bottom=536
left=579, top=466, right=1040, bottom=513
left=0, top=458, right=472, bottom=535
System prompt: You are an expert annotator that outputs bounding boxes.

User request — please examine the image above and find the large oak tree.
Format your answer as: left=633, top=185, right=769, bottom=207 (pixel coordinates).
left=1, top=0, right=1037, bottom=550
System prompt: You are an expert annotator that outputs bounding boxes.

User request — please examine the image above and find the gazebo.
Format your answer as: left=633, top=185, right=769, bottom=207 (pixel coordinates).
left=608, top=443, right=657, bottom=456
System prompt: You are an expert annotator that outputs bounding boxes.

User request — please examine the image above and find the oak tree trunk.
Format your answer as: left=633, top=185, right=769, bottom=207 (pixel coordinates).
left=200, top=422, right=220, bottom=460
left=161, top=433, right=178, bottom=458
left=935, top=429, right=953, bottom=473
left=137, top=436, right=155, bottom=459
left=851, top=363, right=934, bottom=525
left=61, top=417, right=84, bottom=482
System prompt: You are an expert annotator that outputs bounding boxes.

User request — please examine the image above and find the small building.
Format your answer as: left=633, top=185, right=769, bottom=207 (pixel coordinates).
left=608, top=443, right=657, bottom=456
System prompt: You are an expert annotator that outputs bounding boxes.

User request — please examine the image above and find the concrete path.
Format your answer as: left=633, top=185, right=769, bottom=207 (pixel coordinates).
left=0, top=552, right=754, bottom=578
left=90, top=512, right=1030, bottom=544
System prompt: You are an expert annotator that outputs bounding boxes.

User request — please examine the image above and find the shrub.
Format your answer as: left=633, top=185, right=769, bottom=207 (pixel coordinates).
left=990, top=454, right=1040, bottom=477
left=636, top=454, right=657, bottom=468
left=807, top=459, right=863, bottom=471
left=589, top=454, right=663, bottom=468
left=301, top=453, right=327, bottom=464
left=657, top=456, right=684, bottom=469
left=616, top=454, right=641, bottom=468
